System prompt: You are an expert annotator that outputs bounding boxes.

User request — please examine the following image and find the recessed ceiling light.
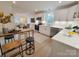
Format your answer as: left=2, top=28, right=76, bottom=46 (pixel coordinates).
left=35, top=9, right=38, bottom=12
left=58, top=1, right=62, bottom=3
left=12, top=1, right=16, bottom=4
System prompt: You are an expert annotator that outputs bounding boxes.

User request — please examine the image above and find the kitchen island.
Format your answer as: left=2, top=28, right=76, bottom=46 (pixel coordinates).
left=50, top=21, right=79, bottom=56
left=52, top=29, right=79, bottom=49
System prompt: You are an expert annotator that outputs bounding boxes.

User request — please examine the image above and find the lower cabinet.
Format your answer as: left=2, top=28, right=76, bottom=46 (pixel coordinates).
left=39, top=25, right=50, bottom=36
left=39, top=25, right=62, bottom=37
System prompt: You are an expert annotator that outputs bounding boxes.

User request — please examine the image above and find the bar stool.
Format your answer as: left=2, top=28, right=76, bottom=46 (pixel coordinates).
left=25, top=37, right=35, bottom=55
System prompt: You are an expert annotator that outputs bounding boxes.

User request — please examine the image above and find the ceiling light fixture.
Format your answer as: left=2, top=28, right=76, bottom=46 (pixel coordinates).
left=12, top=1, right=16, bottom=4
left=58, top=1, right=62, bottom=3
left=48, top=13, right=51, bottom=16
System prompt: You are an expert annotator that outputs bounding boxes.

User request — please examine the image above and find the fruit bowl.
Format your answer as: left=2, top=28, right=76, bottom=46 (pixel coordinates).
left=68, top=32, right=77, bottom=36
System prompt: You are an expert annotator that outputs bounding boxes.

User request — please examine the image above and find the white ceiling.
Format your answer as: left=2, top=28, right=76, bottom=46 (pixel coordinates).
left=13, top=1, right=73, bottom=13
left=0, top=1, right=74, bottom=13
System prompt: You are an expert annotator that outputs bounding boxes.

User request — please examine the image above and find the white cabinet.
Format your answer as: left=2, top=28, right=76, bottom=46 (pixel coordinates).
left=39, top=25, right=62, bottom=37
left=54, top=4, right=78, bottom=21
left=68, top=4, right=78, bottom=21
left=39, top=25, right=50, bottom=36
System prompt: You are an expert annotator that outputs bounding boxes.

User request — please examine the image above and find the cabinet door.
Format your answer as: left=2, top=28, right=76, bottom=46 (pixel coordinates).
left=44, top=26, right=50, bottom=36
left=39, top=25, right=45, bottom=34
left=39, top=25, right=50, bottom=36
left=54, top=9, right=68, bottom=21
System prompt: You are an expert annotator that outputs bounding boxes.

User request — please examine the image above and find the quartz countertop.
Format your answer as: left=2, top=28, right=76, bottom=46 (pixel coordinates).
left=52, top=29, right=79, bottom=49
left=42, top=21, right=79, bottom=29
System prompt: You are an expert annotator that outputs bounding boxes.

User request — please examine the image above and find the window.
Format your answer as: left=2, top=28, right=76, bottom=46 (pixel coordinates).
left=45, top=13, right=54, bottom=26
left=14, top=16, right=20, bottom=25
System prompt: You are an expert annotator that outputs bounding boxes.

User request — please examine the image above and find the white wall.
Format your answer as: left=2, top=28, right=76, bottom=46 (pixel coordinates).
left=0, top=2, right=12, bottom=15
left=14, top=13, right=31, bottom=25
left=0, top=2, right=16, bottom=48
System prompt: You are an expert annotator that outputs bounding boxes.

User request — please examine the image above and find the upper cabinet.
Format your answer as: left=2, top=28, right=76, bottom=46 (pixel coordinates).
left=68, top=4, right=78, bottom=21
left=54, top=4, right=78, bottom=21
left=54, top=9, right=68, bottom=21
